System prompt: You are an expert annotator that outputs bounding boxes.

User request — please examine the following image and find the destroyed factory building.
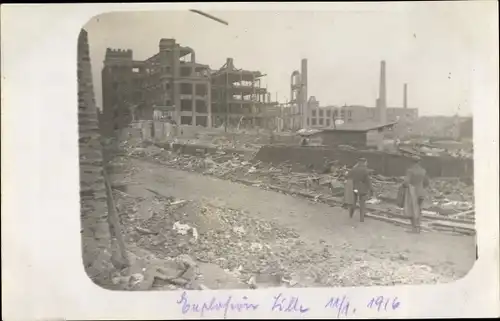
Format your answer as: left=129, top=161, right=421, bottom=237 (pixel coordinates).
left=101, top=39, right=277, bottom=134
left=211, top=58, right=278, bottom=129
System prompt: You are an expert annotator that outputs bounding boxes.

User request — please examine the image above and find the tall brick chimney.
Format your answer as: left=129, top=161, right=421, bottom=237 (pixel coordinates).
left=301, top=58, right=308, bottom=128
left=378, top=60, right=387, bottom=124
left=403, top=83, right=408, bottom=109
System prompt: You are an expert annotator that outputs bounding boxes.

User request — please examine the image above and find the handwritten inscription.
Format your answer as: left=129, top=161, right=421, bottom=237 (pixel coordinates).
left=175, top=292, right=401, bottom=318
left=324, top=295, right=353, bottom=318
left=367, top=296, right=401, bottom=312
left=271, top=293, right=310, bottom=314
left=176, top=291, right=259, bottom=318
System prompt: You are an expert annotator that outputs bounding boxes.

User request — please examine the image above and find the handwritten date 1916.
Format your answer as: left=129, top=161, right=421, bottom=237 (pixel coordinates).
left=367, top=296, right=401, bottom=312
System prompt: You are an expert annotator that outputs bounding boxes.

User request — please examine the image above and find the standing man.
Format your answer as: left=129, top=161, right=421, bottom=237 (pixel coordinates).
left=403, top=155, right=429, bottom=233
left=346, top=158, right=373, bottom=222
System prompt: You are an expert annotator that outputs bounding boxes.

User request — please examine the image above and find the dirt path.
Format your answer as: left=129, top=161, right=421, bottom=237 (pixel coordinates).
left=127, top=158, right=475, bottom=284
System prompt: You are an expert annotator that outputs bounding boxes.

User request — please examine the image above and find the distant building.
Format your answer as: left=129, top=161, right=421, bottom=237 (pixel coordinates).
left=305, top=97, right=417, bottom=129
left=409, top=115, right=471, bottom=140
left=459, top=117, right=473, bottom=140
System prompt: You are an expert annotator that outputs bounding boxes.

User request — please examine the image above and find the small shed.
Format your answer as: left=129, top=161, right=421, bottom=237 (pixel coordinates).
left=297, top=128, right=324, bottom=146
left=318, top=121, right=398, bottom=148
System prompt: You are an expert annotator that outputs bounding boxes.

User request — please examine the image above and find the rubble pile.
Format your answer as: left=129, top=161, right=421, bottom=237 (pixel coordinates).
left=115, top=140, right=475, bottom=235
left=168, top=129, right=279, bottom=152
left=129, top=143, right=474, bottom=214
left=101, top=138, right=471, bottom=290
left=113, top=189, right=456, bottom=289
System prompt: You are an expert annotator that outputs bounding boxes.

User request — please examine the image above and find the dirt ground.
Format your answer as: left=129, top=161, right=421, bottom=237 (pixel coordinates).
left=119, top=158, right=475, bottom=287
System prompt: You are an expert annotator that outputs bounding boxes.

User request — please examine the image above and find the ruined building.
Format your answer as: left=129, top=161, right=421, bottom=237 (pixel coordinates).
left=211, top=58, right=277, bottom=129
left=101, top=38, right=212, bottom=134
left=101, top=48, right=145, bottom=136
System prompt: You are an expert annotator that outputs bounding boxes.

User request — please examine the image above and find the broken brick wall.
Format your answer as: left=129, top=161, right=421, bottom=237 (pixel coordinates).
left=78, top=28, right=114, bottom=284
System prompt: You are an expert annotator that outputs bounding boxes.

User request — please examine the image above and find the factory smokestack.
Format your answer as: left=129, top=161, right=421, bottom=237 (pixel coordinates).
left=378, top=60, right=387, bottom=124
left=301, top=58, right=308, bottom=128
left=403, top=83, right=408, bottom=109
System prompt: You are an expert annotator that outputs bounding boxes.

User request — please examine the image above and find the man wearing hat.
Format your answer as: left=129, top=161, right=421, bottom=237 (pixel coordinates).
left=346, top=157, right=373, bottom=222
left=402, top=155, right=430, bottom=233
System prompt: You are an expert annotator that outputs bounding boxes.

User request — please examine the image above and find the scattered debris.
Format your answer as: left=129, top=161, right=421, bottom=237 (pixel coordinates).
left=105, top=137, right=474, bottom=292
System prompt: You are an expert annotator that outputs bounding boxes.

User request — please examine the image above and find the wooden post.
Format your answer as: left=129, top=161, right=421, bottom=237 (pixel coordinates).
left=103, top=169, right=129, bottom=269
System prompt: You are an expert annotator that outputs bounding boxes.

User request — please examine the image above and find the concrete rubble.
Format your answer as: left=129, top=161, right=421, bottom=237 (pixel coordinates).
left=111, top=186, right=455, bottom=290
left=158, top=127, right=299, bottom=152
left=103, top=138, right=472, bottom=290
left=118, top=139, right=475, bottom=236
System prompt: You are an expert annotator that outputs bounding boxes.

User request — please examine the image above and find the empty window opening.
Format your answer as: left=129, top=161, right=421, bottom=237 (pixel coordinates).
left=180, top=67, right=192, bottom=77
left=181, top=116, right=193, bottom=125
left=180, top=53, right=193, bottom=63
left=195, top=100, right=207, bottom=113
left=180, top=83, right=193, bottom=95
left=180, top=99, right=192, bottom=111
left=311, top=118, right=317, bottom=125
left=319, top=110, right=324, bottom=117
left=319, top=118, right=324, bottom=125
left=312, top=110, right=316, bottom=117
left=196, top=116, right=208, bottom=127
left=195, top=84, right=207, bottom=96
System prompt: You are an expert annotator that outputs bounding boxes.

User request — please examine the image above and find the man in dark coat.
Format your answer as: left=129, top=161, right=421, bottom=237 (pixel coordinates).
left=346, top=158, right=373, bottom=222
left=403, top=155, right=430, bottom=233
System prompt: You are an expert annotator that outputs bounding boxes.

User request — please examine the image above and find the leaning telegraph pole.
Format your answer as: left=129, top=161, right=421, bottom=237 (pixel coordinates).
left=189, top=10, right=228, bottom=131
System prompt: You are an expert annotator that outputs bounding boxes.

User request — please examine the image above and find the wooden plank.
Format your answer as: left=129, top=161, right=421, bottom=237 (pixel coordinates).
left=104, top=169, right=130, bottom=269
left=429, top=221, right=476, bottom=232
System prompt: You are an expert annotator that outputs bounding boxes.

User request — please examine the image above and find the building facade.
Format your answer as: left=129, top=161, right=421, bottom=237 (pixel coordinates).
left=143, top=38, right=212, bottom=127
left=101, top=49, right=145, bottom=135
left=305, top=98, right=418, bottom=130
left=101, top=38, right=212, bottom=135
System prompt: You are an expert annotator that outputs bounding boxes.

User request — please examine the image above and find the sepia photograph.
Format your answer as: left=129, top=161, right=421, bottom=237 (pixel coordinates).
left=78, top=8, right=477, bottom=293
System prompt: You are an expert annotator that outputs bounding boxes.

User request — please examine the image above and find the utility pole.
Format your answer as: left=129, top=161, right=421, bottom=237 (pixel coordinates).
left=188, top=9, right=229, bottom=131
left=190, top=10, right=229, bottom=25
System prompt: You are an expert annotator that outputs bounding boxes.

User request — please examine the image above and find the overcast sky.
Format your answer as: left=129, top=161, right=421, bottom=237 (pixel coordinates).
left=84, top=2, right=494, bottom=116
